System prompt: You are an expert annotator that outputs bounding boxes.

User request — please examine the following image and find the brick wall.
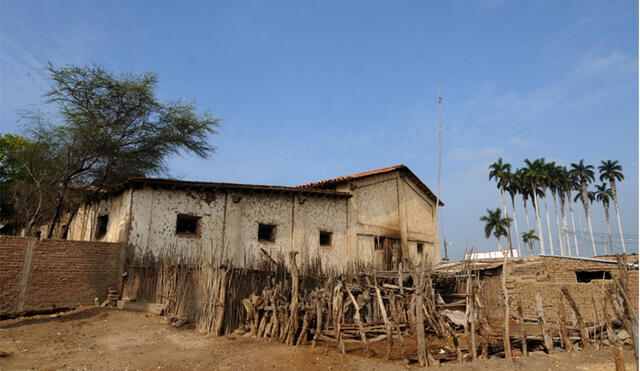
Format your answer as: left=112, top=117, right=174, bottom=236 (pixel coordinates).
left=0, top=236, right=124, bottom=315
left=481, top=256, right=639, bottom=324
left=0, top=237, right=28, bottom=313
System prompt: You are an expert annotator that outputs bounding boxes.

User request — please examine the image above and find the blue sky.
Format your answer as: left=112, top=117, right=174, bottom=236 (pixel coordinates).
left=1, top=0, right=637, bottom=258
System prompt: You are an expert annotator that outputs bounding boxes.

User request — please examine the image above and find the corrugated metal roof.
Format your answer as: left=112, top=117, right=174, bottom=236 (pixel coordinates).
left=296, top=164, right=444, bottom=206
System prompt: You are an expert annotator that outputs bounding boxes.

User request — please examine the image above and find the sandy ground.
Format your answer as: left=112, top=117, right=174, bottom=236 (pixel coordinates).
left=0, top=307, right=636, bottom=370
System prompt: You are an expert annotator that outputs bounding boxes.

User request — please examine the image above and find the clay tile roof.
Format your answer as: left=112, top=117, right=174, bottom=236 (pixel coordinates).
left=297, top=164, right=444, bottom=206
left=123, top=177, right=351, bottom=198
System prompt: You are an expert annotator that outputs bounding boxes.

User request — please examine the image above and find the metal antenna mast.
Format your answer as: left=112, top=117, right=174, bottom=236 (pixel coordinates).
left=434, top=90, right=443, bottom=260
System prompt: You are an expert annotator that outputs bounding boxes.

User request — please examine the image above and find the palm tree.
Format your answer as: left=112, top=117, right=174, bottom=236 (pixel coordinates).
left=540, top=161, right=556, bottom=255
left=598, top=160, right=626, bottom=254
left=515, top=169, right=532, bottom=232
left=594, top=183, right=614, bottom=255
left=546, top=162, right=565, bottom=255
left=521, top=230, right=539, bottom=256
left=489, top=158, right=514, bottom=252
left=556, top=166, right=574, bottom=255
left=480, top=208, right=513, bottom=256
left=505, top=172, right=522, bottom=257
left=570, top=160, right=597, bottom=256
left=523, top=159, right=546, bottom=254
left=566, top=171, right=581, bottom=255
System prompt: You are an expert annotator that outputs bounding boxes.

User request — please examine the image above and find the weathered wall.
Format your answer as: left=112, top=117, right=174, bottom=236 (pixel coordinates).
left=63, top=169, right=440, bottom=272
left=126, top=186, right=350, bottom=271
left=67, top=189, right=132, bottom=243
left=480, top=257, right=639, bottom=324
left=0, top=236, right=125, bottom=315
left=347, top=172, right=440, bottom=268
left=128, top=187, right=225, bottom=263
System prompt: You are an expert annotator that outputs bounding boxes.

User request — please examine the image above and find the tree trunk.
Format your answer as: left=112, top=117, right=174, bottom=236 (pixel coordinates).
left=47, top=180, right=71, bottom=238
left=567, top=190, right=580, bottom=256
left=552, top=191, right=564, bottom=255
left=500, top=188, right=513, bottom=256
left=542, top=188, right=555, bottom=255
left=604, top=204, right=613, bottom=255
left=531, top=184, right=545, bottom=255
left=510, top=196, right=521, bottom=257
left=559, top=193, right=569, bottom=255
left=523, top=198, right=531, bottom=231
left=580, top=182, right=597, bottom=256
left=610, top=180, right=627, bottom=253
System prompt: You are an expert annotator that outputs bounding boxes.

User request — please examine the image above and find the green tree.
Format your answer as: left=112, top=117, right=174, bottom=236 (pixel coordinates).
left=570, top=160, right=597, bottom=256
left=480, top=208, right=513, bottom=256
left=598, top=160, right=626, bottom=253
left=505, top=171, right=522, bottom=256
left=0, top=134, right=54, bottom=234
left=556, top=166, right=578, bottom=255
left=9, top=63, right=220, bottom=237
left=0, top=133, right=32, bottom=183
left=540, top=161, right=556, bottom=255
left=594, top=183, right=614, bottom=255
left=521, top=230, right=539, bottom=256
left=523, top=158, right=546, bottom=254
left=489, top=158, right=514, bottom=253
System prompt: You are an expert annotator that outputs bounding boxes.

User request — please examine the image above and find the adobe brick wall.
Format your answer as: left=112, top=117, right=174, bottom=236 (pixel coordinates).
left=480, top=256, right=639, bottom=324
left=0, top=236, right=28, bottom=313
left=0, top=236, right=124, bottom=315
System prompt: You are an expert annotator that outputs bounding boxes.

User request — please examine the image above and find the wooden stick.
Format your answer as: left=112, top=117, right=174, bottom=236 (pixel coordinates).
left=312, top=296, right=323, bottom=347
left=558, top=295, right=573, bottom=352
left=374, top=287, right=393, bottom=360
left=332, top=282, right=345, bottom=354
left=442, top=319, right=463, bottom=362
left=561, top=286, right=590, bottom=351
left=603, top=292, right=620, bottom=347
left=516, top=299, right=528, bottom=356
left=345, top=283, right=372, bottom=357
left=213, top=266, right=228, bottom=336
left=612, top=347, right=626, bottom=371
left=535, top=292, right=554, bottom=353
left=470, top=272, right=478, bottom=360
left=270, top=290, right=280, bottom=338
left=389, top=293, right=407, bottom=361
left=501, top=256, right=512, bottom=359
left=414, top=270, right=428, bottom=366
left=296, top=308, right=311, bottom=346
left=590, top=293, right=602, bottom=348
left=286, top=252, right=299, bottom=345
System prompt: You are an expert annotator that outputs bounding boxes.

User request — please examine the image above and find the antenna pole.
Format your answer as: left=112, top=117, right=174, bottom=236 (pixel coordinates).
left=434, top=90, right=443, bottom=261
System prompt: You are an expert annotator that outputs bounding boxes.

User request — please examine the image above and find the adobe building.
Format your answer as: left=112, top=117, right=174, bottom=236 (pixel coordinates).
left=55, top=165, right=443, bottom=272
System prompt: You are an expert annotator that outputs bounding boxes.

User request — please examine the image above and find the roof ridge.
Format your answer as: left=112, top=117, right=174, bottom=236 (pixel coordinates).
left=296, top=164, right=406, bottom=188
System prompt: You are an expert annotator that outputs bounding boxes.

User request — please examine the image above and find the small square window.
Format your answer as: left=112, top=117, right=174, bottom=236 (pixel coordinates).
left=319, top=231, right=332, bottom=247
left=417, top=242, right=424, bottom=254
left=374, top=237, right=385, bottom=251
left=258, top=224, right=276, bottom=242
left=176, top=214, right=200, bottom=235
left=95, top=215, right=109, bottom=240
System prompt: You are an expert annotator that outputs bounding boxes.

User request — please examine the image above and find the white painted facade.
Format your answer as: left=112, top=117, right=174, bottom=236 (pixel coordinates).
left=64, top=166, right=442, bottom=272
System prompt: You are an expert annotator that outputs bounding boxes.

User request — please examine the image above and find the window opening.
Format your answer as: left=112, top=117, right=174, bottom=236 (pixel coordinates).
left=176, top=214, right=200, bottom=235
left=95, top=215, right=109, bottom=240
left=258, top=224, right=276, bottom=242
left=320, top=231, right=332, bottom=247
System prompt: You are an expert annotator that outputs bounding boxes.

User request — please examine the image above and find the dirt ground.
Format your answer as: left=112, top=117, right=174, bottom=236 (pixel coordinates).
left=0, top=307, right=636, bottom=370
